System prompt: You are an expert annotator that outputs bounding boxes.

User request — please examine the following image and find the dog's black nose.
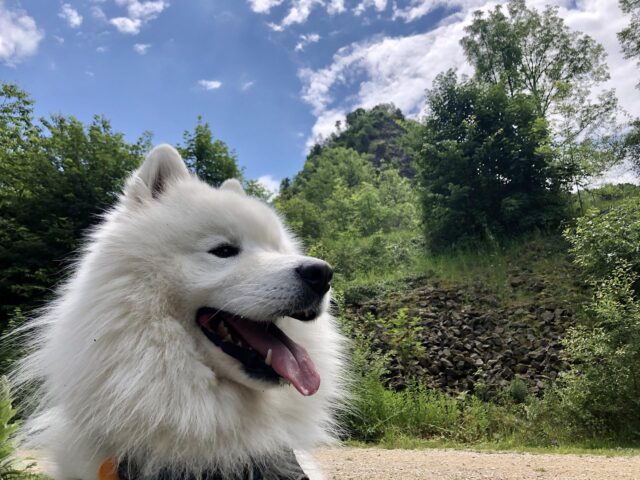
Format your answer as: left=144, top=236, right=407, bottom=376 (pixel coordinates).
left=296, top=261, right=333, bottom=295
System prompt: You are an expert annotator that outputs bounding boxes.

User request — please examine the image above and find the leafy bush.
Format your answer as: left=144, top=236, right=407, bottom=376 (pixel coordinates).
left=309, top=231, right=423, bottom=282
left=552, top=264, right=640, bottom=441
left=565, top=197, right=640, bottom=282
left=508, top=377, right=529, bottom=404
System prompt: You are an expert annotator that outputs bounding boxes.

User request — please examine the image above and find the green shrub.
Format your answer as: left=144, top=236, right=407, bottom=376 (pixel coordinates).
left=309, top=230, right=422, bottom=281
left=508, top=377, right=529, bottom=404
left=565, top=196, right=640, bottom=282
left=551, top=264, right=640, bottom=441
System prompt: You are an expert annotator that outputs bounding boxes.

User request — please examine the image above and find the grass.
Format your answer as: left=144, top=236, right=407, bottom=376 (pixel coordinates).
left=338, top=229, right=588, bottom=314
left=341, top=367, right=640, bottom=457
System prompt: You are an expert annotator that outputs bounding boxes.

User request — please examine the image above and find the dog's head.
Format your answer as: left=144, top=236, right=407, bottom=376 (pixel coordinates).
left=120, top=144, right=332, bottom=397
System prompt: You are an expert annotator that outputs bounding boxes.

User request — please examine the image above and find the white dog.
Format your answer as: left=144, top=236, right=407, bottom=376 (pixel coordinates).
left=13, top=145, right=346, bottom=480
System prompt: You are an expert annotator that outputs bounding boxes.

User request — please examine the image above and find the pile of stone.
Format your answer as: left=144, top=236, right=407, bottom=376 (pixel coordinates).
left=346, top=278, right=575, bottom=397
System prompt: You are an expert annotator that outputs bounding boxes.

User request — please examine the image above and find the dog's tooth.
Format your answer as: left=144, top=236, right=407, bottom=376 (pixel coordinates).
left=265, top=349, right=272, bottom=366
left=217, top=323, right=228, bottom=337
left=224, top=334, right=232, bottom=343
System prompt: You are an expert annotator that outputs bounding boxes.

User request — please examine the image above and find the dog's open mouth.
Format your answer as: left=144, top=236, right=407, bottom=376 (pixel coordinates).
left=196, top=308, right=321, bottom=396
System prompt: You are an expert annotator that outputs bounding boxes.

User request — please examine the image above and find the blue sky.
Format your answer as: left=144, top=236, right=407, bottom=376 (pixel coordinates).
left=1, top=0, right=638, bottom=191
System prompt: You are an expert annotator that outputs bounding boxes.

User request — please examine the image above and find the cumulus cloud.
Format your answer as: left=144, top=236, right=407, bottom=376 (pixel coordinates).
left=295, top=32, right=320, bottom=52
left=299, top=19, right=472, bottom=143
left=133, top=43, right=151, bottom=54
left=0, top=2, right=44, bottom=66
left=257, top=175, right=281, bottom=197
left=59, top=3, right=83, bottom=28
left=248, top=0, right=284, bottom=13
left=299, top=0, right=640, bottom=147
left=198, top=79, right=223, bottom=90
left=355, top=0, right=388, bottom=16
left=250, top=0, right=345, bottom=30
left=110, top=0, right=169, bottom=35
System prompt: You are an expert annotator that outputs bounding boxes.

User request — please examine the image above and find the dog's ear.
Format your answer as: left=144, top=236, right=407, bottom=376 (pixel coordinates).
left=125, top=144, right=189, bottom=201
left=220, top=178, right=246, bottom=196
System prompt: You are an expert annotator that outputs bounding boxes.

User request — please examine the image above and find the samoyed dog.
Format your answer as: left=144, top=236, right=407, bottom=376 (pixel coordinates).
left=13, top=145, right=346, bottom=480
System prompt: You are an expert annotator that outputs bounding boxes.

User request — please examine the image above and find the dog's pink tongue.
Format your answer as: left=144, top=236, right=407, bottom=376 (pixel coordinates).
left=226, top=317, right=321, bottom=396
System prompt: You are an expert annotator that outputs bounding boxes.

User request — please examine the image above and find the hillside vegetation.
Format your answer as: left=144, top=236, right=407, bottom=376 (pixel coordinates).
left=2, top=0, right=640, bottom=476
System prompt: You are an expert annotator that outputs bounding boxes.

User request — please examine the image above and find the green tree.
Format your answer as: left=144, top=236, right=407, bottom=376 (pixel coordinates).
left=557, top=206, right=640, bottom=440
left=417, top=71, right=566, bottom=249
left=288, top=147, right=374, bottom=206
left=0, top=84, right=149, bottom=335
left=311, top=104, right=420, bottom=178
left=243, top=179, right=272, bottom=202
left=462, top=0, right=623, bottom=211
left=178, top=117, right=243, bottom=187
left=553, top=87, right=623, bottom=211
left=461, top=0, right=610, bottom=118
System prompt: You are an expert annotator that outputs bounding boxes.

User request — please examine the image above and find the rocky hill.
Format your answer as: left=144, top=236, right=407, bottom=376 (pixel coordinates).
left=341, top=238, right=588, bottom=397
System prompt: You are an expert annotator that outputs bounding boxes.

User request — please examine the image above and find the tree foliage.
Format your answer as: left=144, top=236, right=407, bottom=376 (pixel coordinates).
left=461, top=0, right=610, bottom=117
left=461, top=0, right=623, bottom=217
left=557, top=207, right=640, bottom=440
left=276, top=144, right=420, bottom=278
left=565, top=197, right=640, bottom=284
left=417, top=71, right=567, bottom=249
left=178, top=117, right=243, bottom=187
left=0, top=84, right=150, bottom=334
left=310, top=104, right=420, bottom=178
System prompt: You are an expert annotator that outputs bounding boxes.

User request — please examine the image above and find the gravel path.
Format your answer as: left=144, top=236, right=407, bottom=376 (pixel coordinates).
left=20, top=448, right=640, bottom=479
left=311, top=447, right=640, bottom=480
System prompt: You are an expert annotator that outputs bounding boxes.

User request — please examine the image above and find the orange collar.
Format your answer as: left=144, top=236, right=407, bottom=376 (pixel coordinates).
left=97, top=458, right=119, bottom=480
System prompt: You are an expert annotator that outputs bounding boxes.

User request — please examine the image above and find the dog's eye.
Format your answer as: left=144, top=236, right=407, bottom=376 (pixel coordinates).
left=209, top=244, right=240, bottom=258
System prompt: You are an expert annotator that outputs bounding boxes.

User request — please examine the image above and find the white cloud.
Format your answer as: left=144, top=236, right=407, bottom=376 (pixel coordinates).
left=299, top=0, right=640, bottom=149
left=355, top=0, right=388, bottom=16
left=241, top=80, right=255, bottom=91
left=110, top=0, right=169, bottom=35
left=257, top=175, right=281, bottom=197
left=198, top=79, right=223, bottom=90
left=328, top=0, right=346, bottom=14
left=133, top=43, right=151, bottom=54
left=110, top=17, right=142, bottom=34
left=59, top=4, right=83, bottom=28
left=53, top=35, right=65, bottom=44
left=0, top=2, right=44, bottom=66
left=248, top=0, right=284, bottom=13
left=299, top=19, right=472, bottom=143
left=251, top=0, right=345, bottom=29
left=96, top=45, right=108, bottom=53
left=91, top=6, right=107, bottom=21
left=295, top=32, right=320, bottom=52
left=267, top=21, right=285, bottom=31
left=85, top=70, right=95, bottom=77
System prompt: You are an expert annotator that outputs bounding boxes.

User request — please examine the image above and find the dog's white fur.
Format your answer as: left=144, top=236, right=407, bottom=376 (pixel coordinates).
left=13, top=145, right=346, bottom=479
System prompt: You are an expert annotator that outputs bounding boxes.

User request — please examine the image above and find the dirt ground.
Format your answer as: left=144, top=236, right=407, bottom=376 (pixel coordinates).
left=311, top=447, right=640, bottom=480
left=21, top=447, right=640, bottom=479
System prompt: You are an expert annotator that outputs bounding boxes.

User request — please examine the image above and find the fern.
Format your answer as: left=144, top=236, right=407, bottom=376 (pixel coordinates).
left=0, top=376, right=39, bottom=479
